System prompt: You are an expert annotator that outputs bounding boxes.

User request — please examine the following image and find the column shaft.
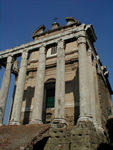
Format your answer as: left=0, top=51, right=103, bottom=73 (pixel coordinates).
left=31, top=46, right=46, bottom=124
left=10, top=51, right=28, bottom=125
left=93, top=60, right=102, bottom=130
left=87, top=50, right=97, bottom=124
left=54, top=40, right=65, bottom=123
left=78, top=36, right=91, bottom=121
left=0, top=56, right=13, bottom=125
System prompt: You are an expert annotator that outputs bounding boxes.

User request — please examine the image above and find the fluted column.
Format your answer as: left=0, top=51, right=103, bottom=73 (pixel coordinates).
left=77, top=34, right=92, bottom=121
left=53, top=39, right=66, bottom=124
left=10, top=51, right=28, bottom=125
left=0, top=56, right=13, bottom=125
left=31, top=45, right=46, bottom=124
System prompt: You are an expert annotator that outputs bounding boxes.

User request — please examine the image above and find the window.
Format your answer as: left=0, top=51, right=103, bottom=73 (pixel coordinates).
left=46, top=44, right=57, bottom=57
left=51, top=46, right=57, bottom=55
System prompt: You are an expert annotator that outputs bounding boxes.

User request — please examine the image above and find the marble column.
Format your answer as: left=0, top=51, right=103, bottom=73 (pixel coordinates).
left=53, top=39, right=66, bottom=124
left=0, top=56, right=13, bottom=125
left=77, top=35, right=92, bottom=121
left=87, top=50, right=97, bottom=124
left=31, top=45, right=46, bottom=124
left=10, top=51, right=28, bottom=125
left=93, top=58, right=103, bottom=131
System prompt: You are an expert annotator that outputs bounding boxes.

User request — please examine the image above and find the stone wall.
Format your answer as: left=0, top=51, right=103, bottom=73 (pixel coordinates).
left=97, top=74, right=112, bottom=129
left=20, top=41, right=79, bottom=126
left=37, top=121, right=107, bottom=150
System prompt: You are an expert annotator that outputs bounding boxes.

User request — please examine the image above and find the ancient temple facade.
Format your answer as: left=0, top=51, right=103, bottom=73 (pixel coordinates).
left=0, top=17, right=113, bottom=150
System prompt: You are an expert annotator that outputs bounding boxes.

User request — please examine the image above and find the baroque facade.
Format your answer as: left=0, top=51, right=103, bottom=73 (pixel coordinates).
left=0, top=17, right=113, bottom=150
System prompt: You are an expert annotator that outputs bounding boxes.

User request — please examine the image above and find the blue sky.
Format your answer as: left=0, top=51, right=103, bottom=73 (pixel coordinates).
left=0, top=0, right=113, bottom=124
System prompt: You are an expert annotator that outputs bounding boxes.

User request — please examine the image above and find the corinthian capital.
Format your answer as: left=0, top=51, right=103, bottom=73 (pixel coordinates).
left=57, top=39, right=64, bottom=49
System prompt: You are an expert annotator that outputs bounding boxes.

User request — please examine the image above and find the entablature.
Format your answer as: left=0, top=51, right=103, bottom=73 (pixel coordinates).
left=0, top=24, right=86, bottom=60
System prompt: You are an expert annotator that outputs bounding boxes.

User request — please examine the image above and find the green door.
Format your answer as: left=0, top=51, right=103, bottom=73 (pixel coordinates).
left=46, top=88, right=55, bottom=108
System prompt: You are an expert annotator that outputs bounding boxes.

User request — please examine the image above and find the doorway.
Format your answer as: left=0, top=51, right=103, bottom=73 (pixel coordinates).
left=43, top=81, right=55, bottom=123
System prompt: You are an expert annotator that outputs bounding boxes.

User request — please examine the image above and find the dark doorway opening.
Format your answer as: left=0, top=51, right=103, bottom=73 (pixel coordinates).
left=42, top=81, right=55, bottom=123
left=46, top=87, right=55, bottom=108
left=97, top=143, right=113, bottom=150
left=33, top=137, right=49, bottom=150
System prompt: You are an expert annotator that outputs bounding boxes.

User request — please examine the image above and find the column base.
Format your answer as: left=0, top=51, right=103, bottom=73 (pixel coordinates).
left=51, top=118, right=67, bottom=128
left=90, top=121, right=104, bottom=133
left=78, top=115, right=93, bottom=122
left=78, top=116, right=104, bottom=133
left=30, top=119, right=43, bottom=125
left=9, top=120, right=20, bottom=125
left=93, top=123, right=104, bottom=133
left=97, top=126, right=104, bottom=133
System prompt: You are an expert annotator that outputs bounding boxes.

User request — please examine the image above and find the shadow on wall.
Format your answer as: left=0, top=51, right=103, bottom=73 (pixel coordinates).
left=9, top=84, right=16, bottom=122
left=65, top=66, right=79, bottom=125
left=106, top=118, right=113, bottom=144
left=22, top=65, right=79, bottom=125
left=97, top=143, right=113, bottom=150
left=23, top=87, right=35, bottom=124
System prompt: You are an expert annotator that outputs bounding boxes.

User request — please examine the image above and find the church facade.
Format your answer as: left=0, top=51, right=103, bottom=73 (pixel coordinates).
left=0, top=17, right=113, bottom=150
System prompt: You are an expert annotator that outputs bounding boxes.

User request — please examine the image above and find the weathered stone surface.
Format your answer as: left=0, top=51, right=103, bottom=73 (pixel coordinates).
left=0, top=122, right=111, bottom=150
left=44, top=126, right=71, bottom=150
left=10, top=51, right=28, bottom=125
left=77, top=35, right=92, bottom=121
left=54, top=39, right=65, bottom=123
left=0, top=56, right=13, bottom=125
left=98, top=73, right=111, bottom=129
left=20, top=47, right=79, bottom=125
left=43, top=121, right=108, bottom=150
left=70, top=121, right=107, bottom=150
left=0, top=17, right=112, bottom=150
left=30, top=45, right=46, bottom=124
left=0, top=124, right=50, bottom=150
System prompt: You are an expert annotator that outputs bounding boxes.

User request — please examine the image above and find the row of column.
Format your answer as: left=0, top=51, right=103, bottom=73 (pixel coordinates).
left=0, top=39, right=66, bottom=125
left=30, top=40, right=65, bottom=124
left=0, top=34, right=102, bottom=128
left=0, top=51, right=28, bottom=125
